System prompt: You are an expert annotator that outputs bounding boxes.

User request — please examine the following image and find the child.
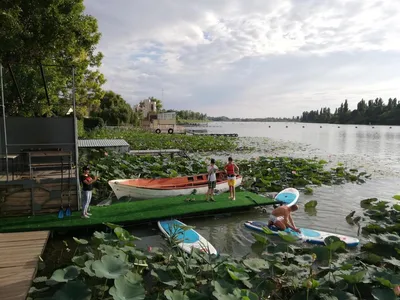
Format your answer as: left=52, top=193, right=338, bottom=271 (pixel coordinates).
left=206, top=158, right=218, bottom=202
left=224, top=156, right=239, bottom=200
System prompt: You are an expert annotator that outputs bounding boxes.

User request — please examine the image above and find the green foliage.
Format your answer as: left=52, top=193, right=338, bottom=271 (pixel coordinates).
left=29, top=196, right=400, bottom=300
left=92, top=91, right=136, bottom=126
left=83, top=117, right=104, bottom=131
left=79, top=150, right=371, bottom=199
left=83, top=127, right=238, bottom=152
left=0, top=0, right=105, bottom=117
left=300, top=98, right=400, bottom=125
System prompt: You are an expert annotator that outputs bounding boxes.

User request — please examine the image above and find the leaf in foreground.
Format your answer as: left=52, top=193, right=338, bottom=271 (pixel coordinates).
left=242, top=258, right=269, bottom=272
left=50, top=266, right=80, bottom=283
left=52, top=280, right=91, bottom=300
left=109, top=275, right=145, bottom=300
left=92, top=255, right=129, bottom=279
left=371, top=288, right=397, bottom=300
left=164, top=289, right=189, bottom=300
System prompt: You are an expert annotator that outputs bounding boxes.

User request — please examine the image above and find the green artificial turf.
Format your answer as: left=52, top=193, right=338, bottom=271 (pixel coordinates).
left=0, top=191, right=276, bottom=233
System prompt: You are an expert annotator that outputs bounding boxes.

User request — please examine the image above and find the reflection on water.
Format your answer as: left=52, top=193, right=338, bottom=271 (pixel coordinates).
left=126, top=178, right=399, bottom=258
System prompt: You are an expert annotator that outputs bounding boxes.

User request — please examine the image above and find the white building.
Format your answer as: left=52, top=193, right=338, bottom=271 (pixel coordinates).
left=134, top=98, right=157, bottom=118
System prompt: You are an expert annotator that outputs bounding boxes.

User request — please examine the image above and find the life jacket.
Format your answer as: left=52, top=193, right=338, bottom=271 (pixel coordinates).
left=226, top=163, right=235, bottom=175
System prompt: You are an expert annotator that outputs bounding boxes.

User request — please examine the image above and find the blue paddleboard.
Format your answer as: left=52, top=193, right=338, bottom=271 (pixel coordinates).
left=158, top=219, right=218, bottom=255
left=274, top=188, right=300, bottom=207
left=244, top=220, right=359, bottom=247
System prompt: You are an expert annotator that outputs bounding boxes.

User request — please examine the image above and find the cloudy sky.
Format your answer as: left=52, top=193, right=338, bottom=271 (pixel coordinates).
left=84, top=0, right=400, bottom=118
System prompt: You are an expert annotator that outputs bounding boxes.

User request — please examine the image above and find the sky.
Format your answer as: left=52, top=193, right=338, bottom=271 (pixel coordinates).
left=84, top=0, right=400, bottom=118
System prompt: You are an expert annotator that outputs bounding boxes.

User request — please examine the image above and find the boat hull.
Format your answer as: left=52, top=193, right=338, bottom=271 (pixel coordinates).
left=109, top=175, right=243, bottom=200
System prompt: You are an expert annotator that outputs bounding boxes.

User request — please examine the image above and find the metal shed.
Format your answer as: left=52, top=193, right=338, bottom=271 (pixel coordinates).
left=78, top=139, right=130, bottom=153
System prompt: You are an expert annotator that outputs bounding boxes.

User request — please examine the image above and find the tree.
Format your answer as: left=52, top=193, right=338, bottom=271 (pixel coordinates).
left=95, top=91, right=133, bottom=126
left=0, top=0, right=105, bottom=117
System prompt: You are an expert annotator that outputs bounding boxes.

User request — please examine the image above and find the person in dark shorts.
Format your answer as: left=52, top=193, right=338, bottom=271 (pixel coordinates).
left=206, top=158, right=218, bottom=202
left=80, top=165, right=99, bottom=218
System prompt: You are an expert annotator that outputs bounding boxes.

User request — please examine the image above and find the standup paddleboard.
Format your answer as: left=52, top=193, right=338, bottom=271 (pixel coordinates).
left=244, top=220, right=359, bottom=247
left=158, top=219, right=218, bottom=255
left=274, top=188, right=300, bottom=207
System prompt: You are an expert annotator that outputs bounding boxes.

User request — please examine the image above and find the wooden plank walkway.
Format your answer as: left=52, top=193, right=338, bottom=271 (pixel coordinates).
left=0, top=231, right=50, bottom=300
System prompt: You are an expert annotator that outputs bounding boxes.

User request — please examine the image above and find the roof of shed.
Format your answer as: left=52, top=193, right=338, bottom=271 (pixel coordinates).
left=78, top=139, right=130, bottom=148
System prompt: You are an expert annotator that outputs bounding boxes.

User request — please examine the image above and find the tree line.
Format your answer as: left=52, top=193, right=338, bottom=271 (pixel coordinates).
left=300, top=98, right=400, bottom=125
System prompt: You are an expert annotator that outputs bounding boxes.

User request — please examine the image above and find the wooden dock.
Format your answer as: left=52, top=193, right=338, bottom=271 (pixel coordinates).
left=0, top=230, right=50, bottom=300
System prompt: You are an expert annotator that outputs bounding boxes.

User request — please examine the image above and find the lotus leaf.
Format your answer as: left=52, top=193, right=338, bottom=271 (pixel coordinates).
left=83, top=260, right=96, bottom=277
left=109, top=275, right=145, bottom=300
left=114, top=227, right=141, bottom=242
left=324, top=236, right=345, bottom=252
left=50, top=265, right=80, bottom=282
left=339, top=270, right=367, bottom=284
left=371, top=288, right=397, bottom=300
left=295, top=254, right=314, bottom=265
left=383, top=257, right=400, bottom=268
left=72, top=253, right=94, bottom=267
left=330, top=290, right=358, bottom=300
left=393, top=195, right=400, bottom=201
left=98, top=244, right=128, bottom=260
left=73, top=237, right=88, bottom=245
left=304, top=200, right=318, bottom=208
left=251, top=233, right=269, bottom=245
left=278, top=231, right=299, bottom=243
left=51, top=280, right=91, bottom=300
left=375, top=233, right=400, bottom=245
left=92, top=255, right=129, bottom=279
left=150, top=269, right=179, bottom=287
left=242, top=258, right=269, bottom=272
left=233, top=288, right=259, bottom=300
left=164, top=290, right=189, bottom=300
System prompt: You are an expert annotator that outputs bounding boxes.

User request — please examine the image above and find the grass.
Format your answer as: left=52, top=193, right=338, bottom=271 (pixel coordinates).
left=0, top=191, right=275, bottom=233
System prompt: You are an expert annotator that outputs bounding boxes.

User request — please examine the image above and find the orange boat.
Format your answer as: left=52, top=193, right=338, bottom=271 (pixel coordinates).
left=108, top=171, right=243, bottom=200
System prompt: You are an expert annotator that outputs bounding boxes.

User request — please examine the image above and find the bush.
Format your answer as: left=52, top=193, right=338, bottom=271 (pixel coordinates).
left=83, top=117, right=104, bottom=131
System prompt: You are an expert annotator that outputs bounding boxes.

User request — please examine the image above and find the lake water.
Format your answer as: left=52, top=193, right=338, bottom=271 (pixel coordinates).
left=48, top=122, right=400, bottom=258
left=129, top=122, right=400, bottom=256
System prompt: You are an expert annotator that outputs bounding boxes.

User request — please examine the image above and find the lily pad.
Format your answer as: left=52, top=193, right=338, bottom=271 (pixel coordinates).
left=295, top=254, right=315, bottom=265
left=50, top=266, right=80, bottom=283
left=109, top=274, right=145, bottom=300
left=72, top=253, right=94, bottom=267
left=304, top=200, right=318, bottom=208
left=392, top=195, right=400, bottom=201
left=92, top=255, right=129, bottom=279
left=73, top=237, right=88, bottom=245
left=242, top=258, right=269, bottom=272
left=52, top=280, right=91, bottom=300
left=164, top=290, right=189, bottom=300
left=371, top=288, right=397, bottom=300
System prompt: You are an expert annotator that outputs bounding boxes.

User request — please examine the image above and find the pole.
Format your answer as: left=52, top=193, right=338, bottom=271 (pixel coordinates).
left=72, top=66, right=81, bottom=210
left=0, top=63, right=9, bottom=181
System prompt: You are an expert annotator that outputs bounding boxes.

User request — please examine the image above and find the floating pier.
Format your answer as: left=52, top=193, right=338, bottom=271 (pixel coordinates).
left=0, top=230, right=49, bottom=300
left=0, top=191, right=276, bottom=233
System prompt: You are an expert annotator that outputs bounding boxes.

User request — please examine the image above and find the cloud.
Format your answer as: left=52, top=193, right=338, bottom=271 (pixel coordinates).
left=84, top=0, right=400, bottom=118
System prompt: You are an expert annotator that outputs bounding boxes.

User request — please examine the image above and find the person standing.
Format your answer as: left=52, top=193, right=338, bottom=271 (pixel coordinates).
left=224, top=157, right=239, bottom=200
left=80, top=166, right=98, bottom=218
left=206, top=158, right=218, bottom=202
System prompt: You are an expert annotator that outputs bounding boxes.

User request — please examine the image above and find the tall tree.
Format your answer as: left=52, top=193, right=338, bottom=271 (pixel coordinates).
left=0, top=0, right=105, bottom=117
left=95, top=91, right=133, bottom=126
